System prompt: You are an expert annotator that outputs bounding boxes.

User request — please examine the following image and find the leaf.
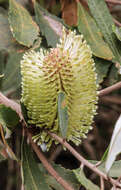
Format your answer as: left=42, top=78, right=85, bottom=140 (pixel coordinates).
left=39, top=163, right=80, bottom=190
left=34, top=2, right=63, bottom=47
left=9, top=0, right=39, bottom=47
left=105, top=114, right=121, bottom=172
left=108, top=64, right=118, bottom=86
left=20, top=102, right=28, bottom=125
left=0, top=51, right=6, bottom=89
left=94, top=57, right=111, bottom=84
left=1, top=52, right=22, bottom=95
left=0, top=154, right=6, bottom=161
left=107, top=160, right=121, bottom=177
left=0, top=104, right=19, bottom=129
left=0, top=141, right=7, bottom=161
left=21, top=139, right=51, bottom=190
left=0, top=124, right=18, bottom=161
left=101, top=146, right=109, bottom=162
left=0, top=8, right=26, bottom=52
left=77, top=3, right=113, bottom=60
left=58, top=92, right=68, bottom=138
left=73, top=168, right=100, bottom=190
left=112, top=25, right=121, bottom=42
left=89, top=160, right=121, bottom=178
left=87, top=0, right=121, bottom=64
left=60, top=0, right=77, bottom=26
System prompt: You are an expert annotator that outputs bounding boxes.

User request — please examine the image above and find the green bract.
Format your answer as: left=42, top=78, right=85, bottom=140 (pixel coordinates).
left=21, top=28, right=98, bottom=150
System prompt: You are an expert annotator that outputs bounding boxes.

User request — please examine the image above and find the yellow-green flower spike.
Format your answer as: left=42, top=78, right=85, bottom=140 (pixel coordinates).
left=21, top=28, right=98, bottom=150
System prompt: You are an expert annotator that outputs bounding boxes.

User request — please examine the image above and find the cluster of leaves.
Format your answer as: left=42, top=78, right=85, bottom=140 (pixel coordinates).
left=1, top=0, right=121, bottom=190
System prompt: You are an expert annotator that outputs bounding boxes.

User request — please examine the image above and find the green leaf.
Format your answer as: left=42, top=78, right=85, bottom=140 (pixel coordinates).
left=0, top=51, right=6, bottom=89
left=94, top=57, right=111, bottom=84
left=77, top=3, right=113, bottom=60
left=87, top=0, right=121, bottom=64
left=1, top=52, right=22, bottom=94
left=58, top=92, right=68, bottom=138
left=21, top=139, right=51, bottom=190
left=0, top=8, right=26, bottom=52
left=0, top=154, right=6, bottom=162
left=20, top=102, right=28, bottom=125
left=112, top=25, right=121, bottom=42
left=0, top=141, right=7, bottom=162
left=9, top=0, right=39, bottom=47
left=0, top=104, right=19, bottom=129
left=73, top=168, right=100, bottom=190
left=89, top=160, right=121, bottom=178
left=39, top=163, right=80, bottom=190
left=108, top=160, right=121, bottom=177
left=108, top=64, right=118, bottom=86
left=34, top=2, right=63, bottom=47
left=101, top=146, right=109, bottom=162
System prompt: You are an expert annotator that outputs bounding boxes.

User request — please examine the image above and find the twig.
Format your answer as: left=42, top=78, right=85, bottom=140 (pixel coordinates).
left=0, top=92, right=74, bottom=190
left=48, top=132, right=121, bottom=188
left=100, top=176, right=105, bottom=190
left=0, top=93, right=121, bottom=188
left=0, top=92, right=23, bottom=120
left=27, top=130, right=74, bottom=190
left=0, top=124, right=18, bottom=161
left=21, top=184, right=25, bottom=190
left=99, top=81, right=121, bottom=97
left=105, top=0, right=121, bottom=5
left=113, top=18, right=121, bottom=27
left=100, top=95, right=121, bottom=105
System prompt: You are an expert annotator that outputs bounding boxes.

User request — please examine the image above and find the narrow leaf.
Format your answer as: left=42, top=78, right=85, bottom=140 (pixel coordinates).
left=21, top=139, right=51, bottom=190
left=108, top=64, right=118, bottom=86
left=34, top=2, right=63, bottom=47
left=89, top=160, right=121, bottom=178
left=105, top=115, right=121, bottom=172
left=0, top=104, right=19, bottom=129
left=87, top=0, right=121, bottom=63
left=39, top=163, right=80, bottom=190
left=0, top=141, right=7, bottom=161
left=107, top=160, right=121, bottom=177
left=77, top=3, right=113, bottom=60
left=0, top=153, right=6, bottom=162
left=94, top=57, right=111, bottom=84
left=101, top=146, right=109, bottom=162
left=0, top=125, right=18, bottom=161
left=9, top=0, right=39, bottom=47
left=73, top=168, right=100, bottom=190
left=20, top=102, right=28, bottom=124
left=58, top=92, right=68, bottom=138
left=0, top=51, right=5, bottom=89
left=1, top=52, right=22, bottom=95
left=112, top=25, right=121, bottom=42
left=0, top=8, right=26, bottom=52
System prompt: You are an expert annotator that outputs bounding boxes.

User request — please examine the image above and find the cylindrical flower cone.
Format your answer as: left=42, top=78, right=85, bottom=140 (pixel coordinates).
left=21, top=28, right=98, bottom=150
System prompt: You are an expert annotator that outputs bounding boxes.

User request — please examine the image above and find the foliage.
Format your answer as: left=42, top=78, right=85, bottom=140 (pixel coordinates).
left=0, top=0, right=121, bottom=190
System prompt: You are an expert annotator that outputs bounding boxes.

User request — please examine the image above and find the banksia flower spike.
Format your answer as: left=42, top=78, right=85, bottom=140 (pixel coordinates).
left=21, top=28, right=98, bottom=150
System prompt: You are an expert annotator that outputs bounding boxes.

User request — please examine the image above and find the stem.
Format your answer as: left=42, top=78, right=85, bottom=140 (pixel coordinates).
left=0, top=92, right=23, bottom=120
left=100, top=95, right=121, bottom=105
left=100, top=176, right=104, bottom=190
left=48, top=132, right=121, bottom=188
left=113, top=18, right=121, bottom=27
left=27, top=130, right=74, bottom=190
left=99, top=81, right=121, bottom=97
left=0, top=92, right=74, bottom=190
left=105, top=0, right=121, bottom=5
left=1, top=92, right=121, bottom=187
